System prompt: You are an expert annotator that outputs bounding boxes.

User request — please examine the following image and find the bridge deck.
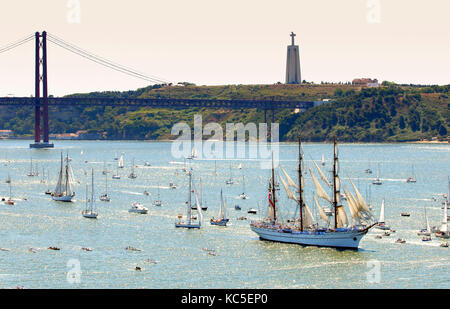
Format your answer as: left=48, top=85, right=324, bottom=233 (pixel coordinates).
left=0, top=97, right=314, bottom=110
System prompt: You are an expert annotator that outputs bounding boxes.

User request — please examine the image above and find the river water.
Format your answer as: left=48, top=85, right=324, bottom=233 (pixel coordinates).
left=0, top=140, right=448, bottom=288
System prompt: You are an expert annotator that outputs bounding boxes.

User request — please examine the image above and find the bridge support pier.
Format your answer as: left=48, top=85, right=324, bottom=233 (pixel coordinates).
left=30, top=31, right=53, bottom=149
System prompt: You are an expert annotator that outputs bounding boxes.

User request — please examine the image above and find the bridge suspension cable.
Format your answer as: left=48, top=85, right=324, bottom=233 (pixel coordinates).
left=0, top=33, right=35, bottom=54
left=46, top=32, right=170, bottom=84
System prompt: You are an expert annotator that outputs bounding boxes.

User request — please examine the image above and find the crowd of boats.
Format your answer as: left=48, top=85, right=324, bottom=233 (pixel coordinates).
left=1, top=141, right=449, bottom=250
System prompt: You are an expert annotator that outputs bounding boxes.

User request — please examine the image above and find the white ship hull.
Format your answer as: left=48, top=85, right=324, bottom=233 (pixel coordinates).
left=52, top=194, right=74, bottom=202
left=250, top=224, right=371, bottom=249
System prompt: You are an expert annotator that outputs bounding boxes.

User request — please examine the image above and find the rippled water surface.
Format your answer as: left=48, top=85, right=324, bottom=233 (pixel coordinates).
left=0, top=140, right=449, bottom=288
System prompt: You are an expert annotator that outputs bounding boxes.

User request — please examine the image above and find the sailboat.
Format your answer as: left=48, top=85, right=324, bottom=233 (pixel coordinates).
left=100, top=168, right=111, bottom=202
left=436, top=197, right=449, bottom=239
left=52, top=153, right=75, bottom=202
left=375, top=199, right=390, bottom=230
left=82, top=169, right=98, bottom=219
left=5, top=173, right=14, bottom=205
left=417, top=207, right=431, bottom=236
left=175, top=171, right=203, bottom=228
left=118, top=154, right=124, bottom=169
left=365, top=159, right=373, bottom=174
left=211, top=189, right=229, bottom=226
left=128, top=158, right=137, bottom=179
left=45, top=170, right=52, bottom=195
left=406, top=165, right=417, bottom=183
left=191, top=178, right=207, bottom=211
left=321, top=154, right=325, bottom=166
left=239, top=175, right=248, bottom=199
left=187, top=148, right=197, bottom=160
left=225, top=163, right=233, bottom=185
left=27, top=158, right=38, bottom=177
left=112, top=163, right=121, bottom=180
left=152, top=184, right=162, bottom=206
left=250, top=138, right=376, bottom=249
left=372, top=164, right=382, bottom=185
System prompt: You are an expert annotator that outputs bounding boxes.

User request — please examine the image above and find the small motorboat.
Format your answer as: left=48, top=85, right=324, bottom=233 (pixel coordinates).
left=375, top=235, right=382, bottom=239
left=125, top=246, right=141, bottom=252
left=144, top=162, right=151, bottom=167
left=239, top=193, right=248, bottom=200
left=100, top=194, right=111, bottom=202
left=401, top=212, right=410, bottom=217
left=48, top=247, right=60, bottom=251
left=152, top=200, right=162, bottom=207
left=422, top=236, right=432, bottom=241
left=128, top=202, right=148, bottom=214
left=247, top=208, right=257, bottom=214
left=82, top=247, right=93, bottom=252
left=169, top=182, right=177, bottom=189
left=235, top=205, right=241, bottom=210
left=440, top=242, right=449, bottom=247
left=395, top=239, right=406, bottom=244
left=143, top=191, right=150, bottom=196
left=5, top=198, right=14, bottom=205
left=237, top=216, right=247, bottom=220
left=406, top=177, right=416, bottom=183
left=383, top=231, right=391, bottom=237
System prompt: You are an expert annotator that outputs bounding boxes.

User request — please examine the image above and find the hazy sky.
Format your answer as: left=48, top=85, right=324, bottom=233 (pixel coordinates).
left=0, top=0, right=448, bottom=96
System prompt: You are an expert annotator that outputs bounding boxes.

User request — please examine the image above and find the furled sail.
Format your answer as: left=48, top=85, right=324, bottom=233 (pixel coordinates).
left=310, top=169, right=332, bottom=203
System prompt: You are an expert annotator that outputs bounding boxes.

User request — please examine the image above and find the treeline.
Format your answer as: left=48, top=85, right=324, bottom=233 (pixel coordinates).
left=0, top=83, right=448, bottom=142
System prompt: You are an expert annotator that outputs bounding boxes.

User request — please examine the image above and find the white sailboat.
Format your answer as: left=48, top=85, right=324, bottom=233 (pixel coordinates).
left=211, top=189, right=229, bottom=226
left=112, top=163, right=120, bottom=179
left=82, top=169, right=98, bottom=219
left=5, top=173, right=14, bottom=205
left=239, top=174, right=248, bottom=199
left=187, top=148, right=197, bottom=160
left=191, top=178, right=207, bottom=210
left=52, top=153, right=75, bottom=202
left=225, top=163, right=233, bottom=185
left=417, top=207, right=431, bottom=236
left=436, top=197, right=449, bottom=239
left=372, top=164, right=382, bottom=185
left=153, top=184, right=162, bottom=206
left=175, top=171, right=203, bottom=228
left=321, top=154, right=325, bottom=166
left=118, top=154, right=124, bottom=169
left=250, top=139, right=376, bottom=249
left=406, top=165, right=417, bottom=183
left=375, top=199, right=390, bottom=230
left=128, top=158, right=137, bottom=179
left=27, top=157, right=38, bottom=177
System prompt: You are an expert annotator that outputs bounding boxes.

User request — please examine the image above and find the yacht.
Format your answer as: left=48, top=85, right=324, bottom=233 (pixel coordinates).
left=129, top=202, right=148, bottom=214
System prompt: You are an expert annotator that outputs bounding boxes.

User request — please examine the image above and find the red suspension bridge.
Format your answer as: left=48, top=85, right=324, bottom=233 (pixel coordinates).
left=0, top=31, right=315, bottom=148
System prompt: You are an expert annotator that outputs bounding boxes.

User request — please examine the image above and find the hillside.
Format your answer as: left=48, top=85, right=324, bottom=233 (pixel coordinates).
left=0, top=83, right=448, bottom=142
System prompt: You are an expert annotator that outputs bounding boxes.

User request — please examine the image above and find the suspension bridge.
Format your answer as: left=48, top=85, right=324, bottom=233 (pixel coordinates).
left=0, top=31, right=315, bottom=148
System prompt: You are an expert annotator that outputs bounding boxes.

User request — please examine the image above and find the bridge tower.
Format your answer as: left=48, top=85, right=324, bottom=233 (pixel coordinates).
left=30, top=31, right=54, bottom=149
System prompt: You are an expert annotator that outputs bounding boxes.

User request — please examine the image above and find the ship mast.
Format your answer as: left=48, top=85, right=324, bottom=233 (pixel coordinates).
left=271, top=152, right=276, bottom=222
left=298, top=138, right=304, bottom=231
left=333, top=138, right=338, bottom=229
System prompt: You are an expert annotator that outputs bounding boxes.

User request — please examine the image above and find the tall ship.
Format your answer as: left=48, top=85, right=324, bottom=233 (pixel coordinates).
left=250, top=138, right=376, bottom=249
left=52, top=153, right=75, bottom=202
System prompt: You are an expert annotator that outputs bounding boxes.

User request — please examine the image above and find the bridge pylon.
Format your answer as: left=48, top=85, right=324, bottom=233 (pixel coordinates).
left=30, top=31, right=53, bottom=149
